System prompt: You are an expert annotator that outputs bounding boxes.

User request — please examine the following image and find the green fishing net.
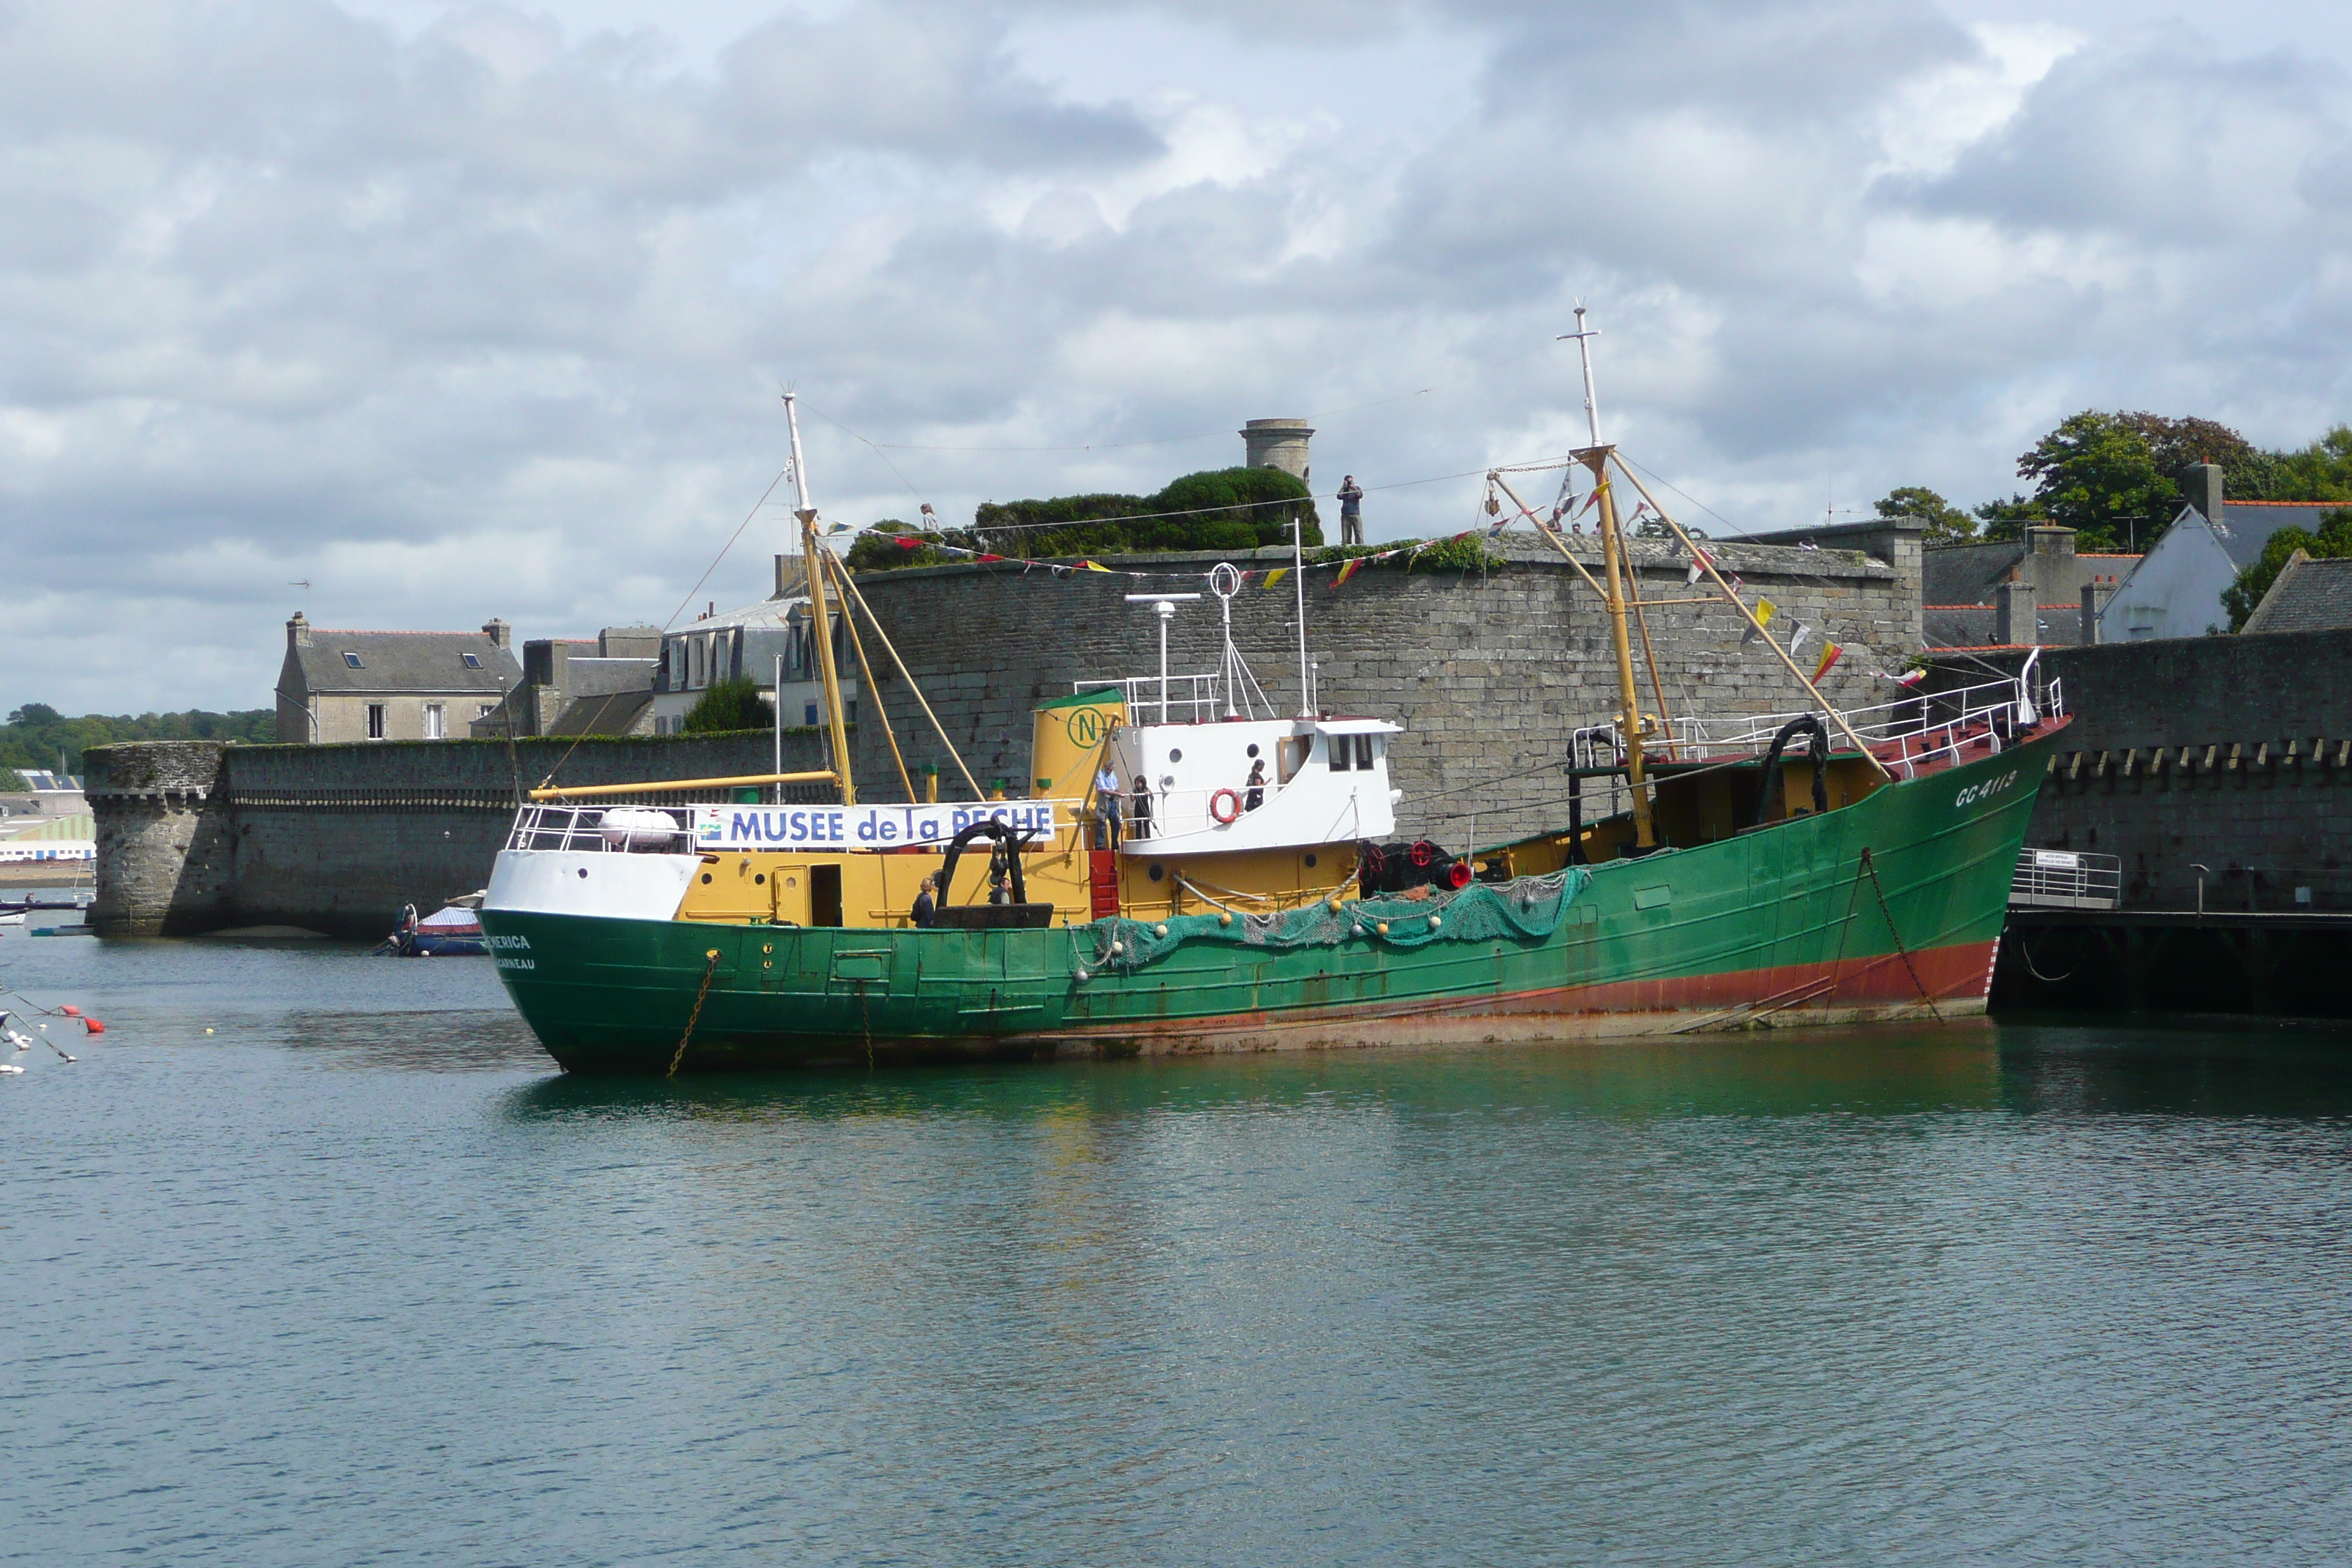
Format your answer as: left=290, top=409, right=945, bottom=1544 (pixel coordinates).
left=1081, top=869, right=1591, bottom=973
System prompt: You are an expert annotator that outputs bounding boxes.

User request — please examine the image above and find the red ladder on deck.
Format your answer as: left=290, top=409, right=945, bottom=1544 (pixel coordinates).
left=1088, top=849, right=1121, bottom=920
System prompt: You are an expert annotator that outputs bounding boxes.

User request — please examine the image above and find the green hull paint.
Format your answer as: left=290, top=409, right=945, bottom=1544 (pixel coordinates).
left=483, top=727, right=2060, bottom=1072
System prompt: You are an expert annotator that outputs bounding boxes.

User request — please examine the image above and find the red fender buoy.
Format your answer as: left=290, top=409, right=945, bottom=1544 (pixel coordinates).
left=81, top=1017, right=106, bottom=1034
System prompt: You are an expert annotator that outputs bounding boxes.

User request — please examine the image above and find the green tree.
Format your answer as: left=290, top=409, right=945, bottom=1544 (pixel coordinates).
left=2220, top=506, right=2352, bottom=630
left=681, top=676, right=774, bottom=734
left=2268, top=426, right=2352, bottom=502
left=0, top=703, right=274, bottom=775
left=2014, top=410, right=2177, bottom=551
left=845, top=467, right=1323, bottom=573
left=1972, top=493, right=2048, bottom=543
left=1873, top=486, right=1976, bottom=545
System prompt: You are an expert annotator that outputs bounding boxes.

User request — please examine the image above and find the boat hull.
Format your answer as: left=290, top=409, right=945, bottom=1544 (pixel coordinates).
left=482, top=726, right=2058, bottom=1073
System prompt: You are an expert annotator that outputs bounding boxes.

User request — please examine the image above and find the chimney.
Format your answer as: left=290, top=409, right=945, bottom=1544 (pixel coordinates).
left=2027, top=524, right=2076, bottom=559
left=481, top=617, right=512, bottom=649
left=2183, top=463, right=2223, bottom=523
left=1996, top=581, right=2037, bottom=647
left=1240, top=418, right=1313, bottom=479
left=775, top=553, right=792, bottom=598
left=2081, top=579, right=2116, bottom=645
left=287, top=611, right=311, bottom=648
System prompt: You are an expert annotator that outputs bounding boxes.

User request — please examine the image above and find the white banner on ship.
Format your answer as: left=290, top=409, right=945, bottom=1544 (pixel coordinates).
left=693, top=800, right=1071, bottom=851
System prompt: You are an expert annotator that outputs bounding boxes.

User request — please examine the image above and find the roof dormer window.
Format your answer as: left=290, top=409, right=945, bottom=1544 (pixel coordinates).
left=342, top=651, right=364, bottom=668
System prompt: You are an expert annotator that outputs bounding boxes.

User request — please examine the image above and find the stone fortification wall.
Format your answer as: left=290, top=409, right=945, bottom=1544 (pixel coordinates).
left=2020, top=629, right=2352, bottom=911
left=88, top=523, right=1924, bottom=935
left=846, top=527, right=1924, bottom=848
left=88, top=732, right=829, bottom=937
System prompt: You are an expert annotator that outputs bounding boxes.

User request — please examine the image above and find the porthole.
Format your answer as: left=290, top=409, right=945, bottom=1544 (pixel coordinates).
left=1169, top=748, right=1183, bottom=763
left=1148, top=863, right=1164, bottom=882
left=1245, top=743, right=1260, bottom=758
left=755, top=873, right=766, bottom=885
left=578, top=868, right=589, bottom=879
left=1304, top=853, right=1318, bottom=868
left=700, top=872, right=712, bottom=884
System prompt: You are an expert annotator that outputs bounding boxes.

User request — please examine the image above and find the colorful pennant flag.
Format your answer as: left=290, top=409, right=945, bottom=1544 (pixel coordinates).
left=1741, top=597, right=1777, bottom=646
left=1684, top=546, right=1714, bottom=586
left=1262, top=567, right=1291, bottom=590
left=1893, top=668, right=1926, bottom=689
left=1332, top=557, right=1365, bottom=589
left=1078, top=559, right=1113, bottom=573
left=1790, top=622, right=1813, bottom=658
left=1813, top=644, right=1844, bottom=682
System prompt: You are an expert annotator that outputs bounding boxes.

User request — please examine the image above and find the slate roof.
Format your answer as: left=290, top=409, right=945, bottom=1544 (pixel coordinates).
left=2204, top=501, right=2349, bottom=570
left=288, top=630, right=521, bottom=696
left=2242, top=554, right=2352, bottom=635
left=548, top=690, right=655, bottom=736
left=1924, top=603, right=2093, bottom=649
left=562, top=657, right=657, bottom=698
left=1923, top=543, right=2023, bottom=607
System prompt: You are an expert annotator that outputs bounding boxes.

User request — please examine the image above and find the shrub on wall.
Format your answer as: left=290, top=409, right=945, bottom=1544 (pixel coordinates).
left=682, top=676, right=774, bottom=734
left=846, top=467, right=1322, bottom=572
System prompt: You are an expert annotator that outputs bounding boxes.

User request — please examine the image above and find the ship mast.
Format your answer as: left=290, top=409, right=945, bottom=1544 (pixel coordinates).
left=1561, top=306, right=1657, bottom=852
left=784, top=391, right=857, bottom=807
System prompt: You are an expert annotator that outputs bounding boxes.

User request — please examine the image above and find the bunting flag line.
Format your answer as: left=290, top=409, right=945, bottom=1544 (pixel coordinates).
left=1332, top=557, right=1365, bottom=589
left=1684, top=546, right=1714, bottom=587
left=1813, top=643, right=1844, bottom=682
left=1741, top=596, right=1778, bottom=645
left=1262, top=567, right=1290, bottom=590
left=1892, top=668, right=1926, bottom=689
left=1079, top=559, right=1113, bottom=573
left=1789, top=622, right=1813, bottom=659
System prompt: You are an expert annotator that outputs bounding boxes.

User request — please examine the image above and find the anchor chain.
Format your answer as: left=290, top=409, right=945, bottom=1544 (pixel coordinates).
left=667, top=949, right=723, bottom=1078
left=1861, top=848, right=1942, bottom=1022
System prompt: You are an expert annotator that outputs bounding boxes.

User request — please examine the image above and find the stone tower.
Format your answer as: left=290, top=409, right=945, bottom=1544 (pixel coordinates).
left=1240, top=418, right=1313, bottom=481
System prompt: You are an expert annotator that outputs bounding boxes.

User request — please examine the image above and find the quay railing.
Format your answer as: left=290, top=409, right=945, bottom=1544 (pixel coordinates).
left=2010, top=848, right=2121, bottom=910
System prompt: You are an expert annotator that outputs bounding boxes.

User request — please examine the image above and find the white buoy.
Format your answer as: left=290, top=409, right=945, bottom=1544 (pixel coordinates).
left=0, top=1063, right=23, bottom=1075
left=1109, top=940, right=1123, bottom=955
left=1074, top=968, right=1090, bottom=983
left=1153, top=923, right=1169, bottom=938
left=1428, top=914, right=1441, bottom=930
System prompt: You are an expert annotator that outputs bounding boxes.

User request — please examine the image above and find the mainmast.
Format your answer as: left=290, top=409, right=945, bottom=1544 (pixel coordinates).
left=783, top=391, right=857, bottom=807
left=1561, top=307, right=1656, bottom=852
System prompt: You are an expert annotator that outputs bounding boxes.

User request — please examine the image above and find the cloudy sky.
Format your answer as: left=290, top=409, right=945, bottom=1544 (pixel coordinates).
left=7, top=0, right=2352, bottom=717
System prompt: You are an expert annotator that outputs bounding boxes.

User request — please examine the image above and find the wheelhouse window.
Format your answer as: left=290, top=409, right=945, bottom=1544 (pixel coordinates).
left=1329, top=736, right=1352, bottom=772
left=1354, top=735, right=1374, bottom=769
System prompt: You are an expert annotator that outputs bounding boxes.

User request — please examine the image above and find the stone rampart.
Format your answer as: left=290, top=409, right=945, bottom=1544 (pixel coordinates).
left=88, top=732, right=830, bottom=937
left=2021, top=630, right=2352, bottom=911
left=90, top=524, right=1926, bottom=935
left=847, top=529, right=1923, bottom=846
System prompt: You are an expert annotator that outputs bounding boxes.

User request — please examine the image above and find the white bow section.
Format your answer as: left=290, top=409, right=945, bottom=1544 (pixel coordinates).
left=1108, top=717, right=1402, bottom=855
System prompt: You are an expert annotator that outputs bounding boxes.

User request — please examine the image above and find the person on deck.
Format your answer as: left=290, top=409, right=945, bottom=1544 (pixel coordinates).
left=911, top=873, right=937, bottom=929
left=1129, top=772, right=1153, bottom=838
left=1338, top=475, right=1365, bottom=546
left=1095, top=762, right=1122, bottom=848
left=1243, top=758, right=1267, bottom=813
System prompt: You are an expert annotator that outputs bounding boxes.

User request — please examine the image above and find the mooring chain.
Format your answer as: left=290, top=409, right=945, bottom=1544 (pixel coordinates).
left=667, top=949, right=723, bottom=1078
left=1861, top=848, right=1943, bottom=1022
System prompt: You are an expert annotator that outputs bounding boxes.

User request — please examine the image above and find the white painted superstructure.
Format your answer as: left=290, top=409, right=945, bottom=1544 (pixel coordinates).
left=1107, top=715, right=1401, bottom=855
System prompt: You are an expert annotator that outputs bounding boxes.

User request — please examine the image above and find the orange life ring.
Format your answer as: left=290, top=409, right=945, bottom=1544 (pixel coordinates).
left=1209, top=788, right=1243, bottom=824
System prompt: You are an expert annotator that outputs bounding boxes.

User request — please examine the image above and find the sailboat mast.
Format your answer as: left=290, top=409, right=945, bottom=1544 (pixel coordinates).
left=783, top=391, right=857, bottom=807
left=1562, top=308, right=1656, bottom=851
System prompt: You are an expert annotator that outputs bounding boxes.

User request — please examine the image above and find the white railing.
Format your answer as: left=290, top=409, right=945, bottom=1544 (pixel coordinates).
left=1077, top=674, right=1221, bottom=725
left=1600, top=674, right=2068, bottom=764
left=505, top=804, right=694, bottom=853
left=2010, top=848, right=2120, bottom=909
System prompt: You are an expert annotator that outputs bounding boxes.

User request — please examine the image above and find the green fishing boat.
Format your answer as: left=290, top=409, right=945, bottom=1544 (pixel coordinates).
left=480, top=351, right=2068, bottom=1072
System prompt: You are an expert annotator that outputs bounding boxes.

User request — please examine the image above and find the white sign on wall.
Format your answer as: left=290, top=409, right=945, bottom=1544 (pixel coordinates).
left=693, top=801, right=1069, bottom=851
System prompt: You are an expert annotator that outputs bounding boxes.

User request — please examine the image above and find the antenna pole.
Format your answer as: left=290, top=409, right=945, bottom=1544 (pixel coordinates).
left=784, top=391, right=856, bottom=806
left=1562, top=304, right=1604, bottom=449
left=1293, top=509, right=1311, bottom=715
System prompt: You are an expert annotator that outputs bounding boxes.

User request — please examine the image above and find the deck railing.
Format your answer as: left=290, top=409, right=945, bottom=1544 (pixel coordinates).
left=1607, top=674, right=2068, bottom=765
left=504, top=803, right=695, bottom=853
left=1075, top=674, right=1221, bottom=725
left=2010, top=848, right=2121, bottom=909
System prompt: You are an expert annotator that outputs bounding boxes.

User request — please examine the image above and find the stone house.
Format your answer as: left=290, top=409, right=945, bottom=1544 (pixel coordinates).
left=650, top=555, right=859, bottom=734
left=2098, top=465, right=2347, bottom=641
left=468, top=626, right=661, bottom=738
left=274, top=613, right=523, bottom=743
left=1921, top=525, right=2138, bottom=650
left=2241, top=552, right=2352, bottom=635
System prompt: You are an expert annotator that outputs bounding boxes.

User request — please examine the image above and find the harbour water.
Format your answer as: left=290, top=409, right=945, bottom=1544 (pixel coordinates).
left=7, top=916, right=2351, bottom=1565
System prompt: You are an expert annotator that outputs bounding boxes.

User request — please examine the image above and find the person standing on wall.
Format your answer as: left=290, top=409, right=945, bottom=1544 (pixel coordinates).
left=1338, top=475, right=1365, bottom=546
